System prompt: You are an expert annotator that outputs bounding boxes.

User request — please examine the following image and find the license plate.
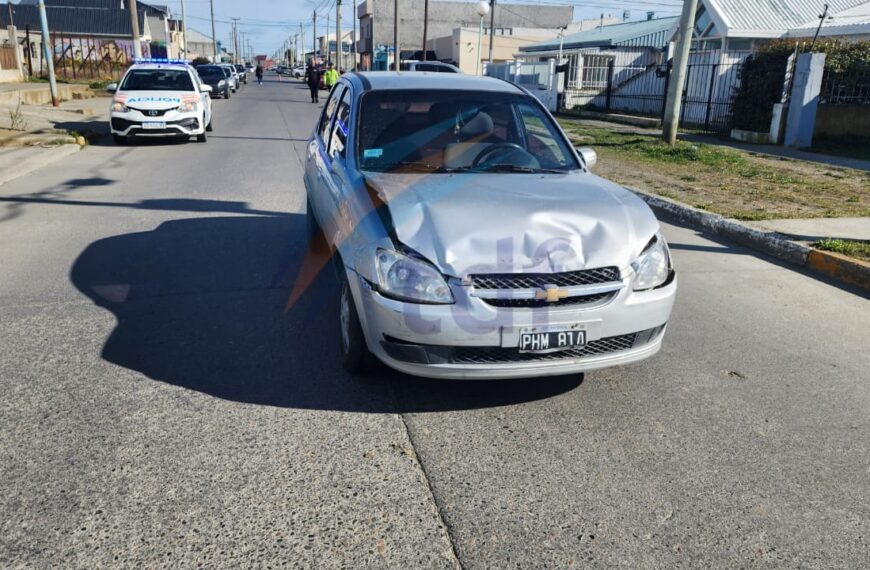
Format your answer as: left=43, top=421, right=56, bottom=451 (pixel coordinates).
left=142, top=121, right=166, bottom=129
left=519, top=329, right=586, bottom=354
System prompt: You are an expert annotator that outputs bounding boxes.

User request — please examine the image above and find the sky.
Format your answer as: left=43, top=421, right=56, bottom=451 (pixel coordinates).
left=153, top=0, right=683, bottom=58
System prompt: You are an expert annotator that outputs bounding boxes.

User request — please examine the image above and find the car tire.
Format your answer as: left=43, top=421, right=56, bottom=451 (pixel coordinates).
left=197, top=131, right=207, bottom=143
left=339, top=269, right=378, bottom=375
left=225, top=90, right=230, bottom=99
left=112, top=134, right=126, bottom=145
left=206, top=117, right=213, bottom=132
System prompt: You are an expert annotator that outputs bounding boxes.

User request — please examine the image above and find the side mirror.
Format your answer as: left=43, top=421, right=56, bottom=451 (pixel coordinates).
left=106, top=83, right=118, bottom=94
left=201, top=84, right=213, bottom=93
left=576, top=146, right=597, bottom=170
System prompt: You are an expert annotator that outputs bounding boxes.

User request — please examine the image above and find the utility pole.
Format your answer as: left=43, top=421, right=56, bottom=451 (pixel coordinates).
left=351, top=6, right=357, bottom=70
left=209, top=0, right=218, bottom=62
left=422, top=0, right=428, bottom=60
left=180, top=0, right=188, bottom=59
left=36, top=0, right=58, bottom=106
left=488, top=0, right=495, bottom=63
left=128, top=0, right=142, bottom=58
left=326, top=11, right=330, bottom=63
left=662, top=0, right=698, bottom=145
left=231, top=17, right=240, bottom=64
left=313, top=11, right=317, bottom=63
left=393, top=0, right=398, bottom=70
left=336, top=0, right=342, bottom=70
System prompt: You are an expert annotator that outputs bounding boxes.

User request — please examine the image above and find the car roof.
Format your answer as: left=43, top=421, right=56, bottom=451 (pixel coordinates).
left=348, top=72, right=523, bottom=94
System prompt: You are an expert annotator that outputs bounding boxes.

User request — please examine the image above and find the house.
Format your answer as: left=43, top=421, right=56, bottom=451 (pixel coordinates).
left=1, top=0, right=151, bottom=80
left=426, top=16, right=620, bottom=75
left=786, top=2, right=870, bottom=41
left=517, top=17, right=678, bottom=112
left=183, top=28, right=217, bottom=61
left=356, top=0, right=572, bottom=70
left=691, top=0, right=870, bottom=50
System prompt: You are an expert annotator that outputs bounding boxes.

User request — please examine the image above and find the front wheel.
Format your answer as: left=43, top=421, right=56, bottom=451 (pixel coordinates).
left=112, top=134, right=126, bottom=145
left=206, top=117, right=213, bottom=132
left=339, top=272, right=378, bottom=375
left=196, top=131, right=207, bottom=143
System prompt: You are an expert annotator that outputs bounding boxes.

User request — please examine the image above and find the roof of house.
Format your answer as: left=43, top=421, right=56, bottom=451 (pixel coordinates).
left=184, top=28, right=213, bottom=43
left=1, top=2, right=147, bottom=37
left=705, top=0, right=868, bottom=38
left=786, top=1, right=870, bottom=37
left=520, top=17, right=678, bottom=53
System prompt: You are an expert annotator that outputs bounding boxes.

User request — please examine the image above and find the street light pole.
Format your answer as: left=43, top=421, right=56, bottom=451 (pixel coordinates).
left=393, top=0, right=398, bottom=70
left=336, top=0, right=342, bottom=70
left=476, top=1, right=489, bottom=75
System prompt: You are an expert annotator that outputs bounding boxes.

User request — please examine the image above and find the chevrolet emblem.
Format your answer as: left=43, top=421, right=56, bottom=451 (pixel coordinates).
left=535, top=285, right=569, bottom=303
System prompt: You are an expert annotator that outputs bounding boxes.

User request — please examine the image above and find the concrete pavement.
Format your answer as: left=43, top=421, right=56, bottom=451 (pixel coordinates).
left=1, top=76, right=868, bottom=568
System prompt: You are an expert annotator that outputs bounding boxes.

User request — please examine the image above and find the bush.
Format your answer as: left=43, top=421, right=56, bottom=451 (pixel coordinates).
left=731, top=39, right=870, bottom=132
left=191, top=56, right=211, bottom=66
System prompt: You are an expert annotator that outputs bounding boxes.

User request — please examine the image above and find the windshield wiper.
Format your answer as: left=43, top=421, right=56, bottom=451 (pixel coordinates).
left=475, top=164, right=567, bottom=174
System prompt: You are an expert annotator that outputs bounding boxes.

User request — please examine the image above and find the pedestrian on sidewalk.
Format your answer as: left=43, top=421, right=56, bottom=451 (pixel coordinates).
left=306, top=59, right=321, bottom=103
left=255, top=63, right=264, bottom=85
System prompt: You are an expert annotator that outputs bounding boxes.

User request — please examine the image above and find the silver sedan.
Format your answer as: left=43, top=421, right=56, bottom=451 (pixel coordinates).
left=304, top=72, right=676, bottom=379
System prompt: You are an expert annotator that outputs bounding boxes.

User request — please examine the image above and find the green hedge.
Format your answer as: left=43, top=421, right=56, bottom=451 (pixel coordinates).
left=731, top=40, right=870, bottom=132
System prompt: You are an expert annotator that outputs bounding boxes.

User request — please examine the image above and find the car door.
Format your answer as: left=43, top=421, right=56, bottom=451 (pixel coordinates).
left=306, top=83, right=346, bottom=243
left=320, top=86, right=353, bottom=245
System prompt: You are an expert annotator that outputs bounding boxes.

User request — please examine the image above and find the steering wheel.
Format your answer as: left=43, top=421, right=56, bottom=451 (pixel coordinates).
left=471, top=142, right=532, bottom=167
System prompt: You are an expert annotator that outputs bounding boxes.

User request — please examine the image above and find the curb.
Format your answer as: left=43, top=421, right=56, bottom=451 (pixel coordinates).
left=0, top=144, right=82, bottom=188
left=629, top=188, right=870, bottom=293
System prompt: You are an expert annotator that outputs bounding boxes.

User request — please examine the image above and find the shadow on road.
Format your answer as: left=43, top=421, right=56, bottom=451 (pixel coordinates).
left=69, top=214, right=581, bottom=412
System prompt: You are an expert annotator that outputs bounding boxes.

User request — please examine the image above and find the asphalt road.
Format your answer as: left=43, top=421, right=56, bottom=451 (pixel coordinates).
left=1, top=75, right=868, bottom=569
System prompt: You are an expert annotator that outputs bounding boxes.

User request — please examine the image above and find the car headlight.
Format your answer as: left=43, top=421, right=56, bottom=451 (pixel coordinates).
left=111, top=100, right=127, bottom=112
left=375, top=248, right=454, bottom=304
left=177, top=101, right=198, bottom=113
left=631, top=234, right=671, bottom=291
left=218, top=80, right=226, bottom=86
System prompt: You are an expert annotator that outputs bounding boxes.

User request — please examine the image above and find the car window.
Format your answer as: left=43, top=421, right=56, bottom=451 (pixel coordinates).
left=197, top=66, right=224, bottom=80
left=121, top=69, right=194, bottom=91
left=318, top=84, right=346, bottom=144
left=517, top=102, right=572, bottom=169
left=356, top=89, right=578, bottom=173
left=328, top=88, right=352, bottom=158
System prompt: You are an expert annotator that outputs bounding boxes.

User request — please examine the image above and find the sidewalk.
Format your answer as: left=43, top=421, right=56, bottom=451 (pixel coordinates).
left=1, top=95, right=108, bottom=146
left=744, top=217, right=870, bottom=243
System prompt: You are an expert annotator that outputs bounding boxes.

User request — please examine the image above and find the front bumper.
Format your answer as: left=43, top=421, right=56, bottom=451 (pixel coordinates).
left=110, top=110, right=204, bottom=137
left=347, top=269, right=677, bottom=379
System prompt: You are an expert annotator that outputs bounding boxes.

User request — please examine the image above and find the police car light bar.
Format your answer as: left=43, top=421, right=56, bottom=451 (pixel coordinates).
left=133, top=58, right=191, bottom=65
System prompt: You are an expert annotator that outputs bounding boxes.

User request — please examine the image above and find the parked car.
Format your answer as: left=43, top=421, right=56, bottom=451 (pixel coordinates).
left=234, top=64, right=248, bottom=84
left=292, top=65, right=305, bottom=78
left=304, top=73, right=676, bottom=379
left=107, top=59, right=212, bottom=144
left=276, top=64, right=289, bottom=75
left=400, top=60, right=460, bottom=73
left=195, top=64, right=231, bottom=98
left=217, top=63, right=239, bottom=91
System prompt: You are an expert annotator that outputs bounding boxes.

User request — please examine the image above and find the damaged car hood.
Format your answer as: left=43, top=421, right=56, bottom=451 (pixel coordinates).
left=363, top=171, right=660, bottom=278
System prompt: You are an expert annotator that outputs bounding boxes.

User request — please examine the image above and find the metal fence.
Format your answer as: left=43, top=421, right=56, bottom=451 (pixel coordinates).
left=819, top=64, right=870, bottom=105
left=562, top=49, right=751, bottom=134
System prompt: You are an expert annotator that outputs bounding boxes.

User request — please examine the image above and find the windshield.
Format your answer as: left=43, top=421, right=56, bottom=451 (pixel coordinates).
left=196, top=67, right=224, bottom=80
left=357, top=90, right=579, bottom=173
left=121, top=69, right=194, bottom=91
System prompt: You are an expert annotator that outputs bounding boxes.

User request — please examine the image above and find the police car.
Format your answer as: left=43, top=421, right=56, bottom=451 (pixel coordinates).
left=107, top=59, right=213, bottom=144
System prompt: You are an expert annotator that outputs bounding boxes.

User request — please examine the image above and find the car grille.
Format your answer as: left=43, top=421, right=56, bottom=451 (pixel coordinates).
left=470, top=267, right=620, bottom=289
left=470, top=266, right=621, bottom=309
left=481, top=292, right=615, bottom=309
left=127, top=106, right=172, bottom=117
left=111, top=118, right=198, bottom=133
left=449, top=333, right=638, bottom=365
